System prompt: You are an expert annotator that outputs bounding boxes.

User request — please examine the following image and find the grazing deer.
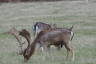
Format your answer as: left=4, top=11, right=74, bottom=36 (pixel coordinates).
left=5, top=27, right=74, bottom=62
left=19, top=28, right=75, bottom=62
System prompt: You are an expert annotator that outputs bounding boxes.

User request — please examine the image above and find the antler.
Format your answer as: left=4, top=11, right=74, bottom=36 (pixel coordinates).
left=4, top=27, right=24, bottom=55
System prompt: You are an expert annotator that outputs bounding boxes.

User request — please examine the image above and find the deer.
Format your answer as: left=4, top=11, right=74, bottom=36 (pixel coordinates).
left=32, top=22, right=74, bottom=50
left=4, top=27, right=75, bottom=62
left=32, top=22, right=74, bottom=39
left=19, top=28, right=75, bottom=62
left=32, top=22, right=51, bottom=37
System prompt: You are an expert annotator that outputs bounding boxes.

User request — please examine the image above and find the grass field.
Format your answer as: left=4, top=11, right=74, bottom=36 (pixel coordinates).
left=0, top=1, right=96, bottom=64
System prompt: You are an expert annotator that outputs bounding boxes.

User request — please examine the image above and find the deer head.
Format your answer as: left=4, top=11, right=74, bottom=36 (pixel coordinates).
left=19, top=29, right=37, bottom=62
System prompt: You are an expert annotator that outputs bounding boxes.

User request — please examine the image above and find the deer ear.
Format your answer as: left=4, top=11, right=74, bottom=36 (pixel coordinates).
left=69, top=25, right=74, bottom=31
left=51, top=24, right=57, bottom=28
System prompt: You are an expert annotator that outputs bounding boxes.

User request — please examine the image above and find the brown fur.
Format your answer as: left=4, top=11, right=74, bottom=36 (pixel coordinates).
left=33, top=22, right=74, bottom=49
left=19, top=29, right=74, bottom=62
left=19, top=29, right=31, bottom=48
left=19, top=29, right=38, bottom=62
left=36, top=29, right=74, bottom=61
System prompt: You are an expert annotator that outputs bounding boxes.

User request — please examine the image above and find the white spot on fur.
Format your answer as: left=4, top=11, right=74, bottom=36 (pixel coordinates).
left=70, top=31, right=74, bottom=40
left=36, top=26, right=41, bottom=34
left=71, top=31, right=73, bottom=37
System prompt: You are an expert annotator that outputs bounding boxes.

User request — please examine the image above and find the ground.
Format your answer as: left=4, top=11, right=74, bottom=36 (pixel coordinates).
left=0, top=1, right=96, bottom=64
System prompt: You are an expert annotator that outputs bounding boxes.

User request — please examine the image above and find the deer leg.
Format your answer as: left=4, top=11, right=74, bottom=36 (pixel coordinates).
left=64, top=43, right=74, bottom=61
left=42, top=43, right=50, bottom=59
left=38, top=43, right=44, bottom=52
left=57, top=45, right=61, bottom=50
left=70, top=45, right=75, bottom=61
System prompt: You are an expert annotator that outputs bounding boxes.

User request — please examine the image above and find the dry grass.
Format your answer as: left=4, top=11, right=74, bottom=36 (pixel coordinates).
left=0, top=1, right=96, bottom=64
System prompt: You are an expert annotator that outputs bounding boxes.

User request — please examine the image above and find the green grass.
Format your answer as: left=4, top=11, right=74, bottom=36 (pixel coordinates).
left=0, top=1, right=96, bottom=64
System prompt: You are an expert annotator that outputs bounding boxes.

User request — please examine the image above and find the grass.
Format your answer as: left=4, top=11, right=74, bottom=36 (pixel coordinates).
left=0, top=1, right=96, bottom=64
